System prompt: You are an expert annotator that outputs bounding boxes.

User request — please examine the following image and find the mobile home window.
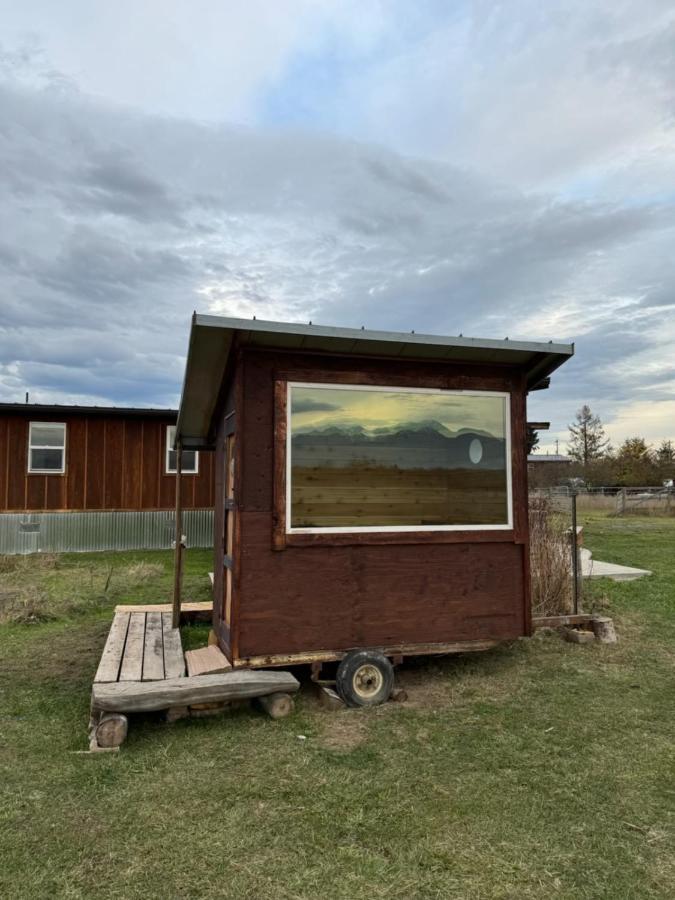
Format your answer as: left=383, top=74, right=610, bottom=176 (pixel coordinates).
left=28, top=422, right=66, bottom=474
left=287, top=383, right=512, bottom=532
left=165, top=425, right=199, bottom=474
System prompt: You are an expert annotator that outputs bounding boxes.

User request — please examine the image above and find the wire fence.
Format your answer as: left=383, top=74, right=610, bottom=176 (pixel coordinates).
left=573, top=486, right=675, bottom=516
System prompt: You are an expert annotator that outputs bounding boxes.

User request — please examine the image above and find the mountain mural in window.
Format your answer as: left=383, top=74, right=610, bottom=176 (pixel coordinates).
left=289, top=385, right=511, bottom=529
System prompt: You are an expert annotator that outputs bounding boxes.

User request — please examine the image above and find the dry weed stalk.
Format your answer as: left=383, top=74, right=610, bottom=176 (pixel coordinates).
left=529, top=496, right=573, bottom=617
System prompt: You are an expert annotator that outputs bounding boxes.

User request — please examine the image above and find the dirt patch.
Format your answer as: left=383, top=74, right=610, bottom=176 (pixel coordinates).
left=319, top=711, right=368, bottom=751
left=390, top=646, right=527, bottom=710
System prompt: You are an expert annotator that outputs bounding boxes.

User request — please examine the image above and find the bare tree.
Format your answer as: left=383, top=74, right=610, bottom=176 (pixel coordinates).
left=567, top=405, right=609, bottom=465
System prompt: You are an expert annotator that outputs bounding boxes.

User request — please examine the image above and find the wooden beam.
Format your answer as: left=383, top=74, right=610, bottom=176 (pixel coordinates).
left=92, top=670, right=300, bottom=713
left=532, top=614, right=595, bottom=628
left=234, top=639, right=499, bottom=669
left=115, top=602, right=212, bottom=615
left=172, top=437, right=183, bottom=628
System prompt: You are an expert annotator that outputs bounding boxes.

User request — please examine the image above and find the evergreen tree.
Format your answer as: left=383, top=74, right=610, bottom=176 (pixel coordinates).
left=526, top=425, right=540, bottom=454
left=567, top=405, right=609, bottom=465
left=656, top=439, right=675, bottom=464
left=617, top=436, right=651, bottom=462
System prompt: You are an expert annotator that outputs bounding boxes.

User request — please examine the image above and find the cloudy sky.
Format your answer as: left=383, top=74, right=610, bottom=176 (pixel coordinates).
left=1, top=1, right=674, bottom=452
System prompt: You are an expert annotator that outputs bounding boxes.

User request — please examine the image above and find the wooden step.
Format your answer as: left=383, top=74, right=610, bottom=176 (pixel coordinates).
left=92, top=670, right=300, bottom=713
left=185, top=645, right=231, bottom=678
left=114, top=601, right=212, bottom=614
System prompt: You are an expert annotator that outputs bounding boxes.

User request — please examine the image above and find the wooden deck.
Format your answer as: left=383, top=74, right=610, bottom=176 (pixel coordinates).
left=89, top=602, right=299, bottom=750
left=95, top=610, right=186, bottom=684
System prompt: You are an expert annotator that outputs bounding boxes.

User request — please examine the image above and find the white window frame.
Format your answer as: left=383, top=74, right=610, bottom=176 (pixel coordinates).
left=165, top=425, right=199, bottom=475
left=27, top=422, right=67, bottom=475
left=286, top=382, right=513, bottom=534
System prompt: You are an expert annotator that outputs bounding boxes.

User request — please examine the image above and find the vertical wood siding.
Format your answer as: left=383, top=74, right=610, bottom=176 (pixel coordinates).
left=230, top=348, right=530, bottom=659
left=0, top=414, right=214, bottom=512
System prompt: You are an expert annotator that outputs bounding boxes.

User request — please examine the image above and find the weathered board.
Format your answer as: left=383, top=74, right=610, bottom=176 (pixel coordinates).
left=92, top=670, right=300, bottom=712
left=185, top=645, right=231, bottom=677
left=94, top=612, right=131, bottom=683
left=142, top=612, right=165, bottom=681
left=119, top=614, right=146, bottom=682
left=161, top=613, right=186, bottom=679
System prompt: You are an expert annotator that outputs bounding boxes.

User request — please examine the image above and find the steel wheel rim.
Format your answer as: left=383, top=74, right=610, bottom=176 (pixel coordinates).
left=353, top=663, right=384, bottom=699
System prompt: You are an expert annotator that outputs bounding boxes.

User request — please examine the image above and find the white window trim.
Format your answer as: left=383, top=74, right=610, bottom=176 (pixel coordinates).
left=27, top=422, right=67, bottom=475
left=286, top=381, right=513, bottom=534
left=165, top=425, right=199, bottom=475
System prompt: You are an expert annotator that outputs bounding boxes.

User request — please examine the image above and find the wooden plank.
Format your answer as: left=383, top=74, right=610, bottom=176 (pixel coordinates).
left=119, top=613, right=146, bottom=682
left=161, top=613, right=186, bottom=679
left=94, top=612, right=131, bottom=683
left=142, top=611, right=164, bottom=681
left=92, top=670, right=300, bottom=713
left=234, top=639, right=499, bottom=669
left=115, top=602, right=212, bottom=614
left=532, top=614, right=596, bottom=628
left=185, top=645, right=231, bottom=677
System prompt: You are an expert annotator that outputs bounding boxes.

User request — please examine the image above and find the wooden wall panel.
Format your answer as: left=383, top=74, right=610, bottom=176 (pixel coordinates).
left=103, top=421, right=124, bottom=508
left=66, top=418, right=87, bottom=509
left=85, top=418, right=105, bottom=510
left=26, top=476, right=45, bottom=510
left=45, top=473, right=66, bottom=510
left=0, top=418, right=8, bottom=509
left=0, top=412, right=214, bottom=512
left=238, top=511, right=524, bottom=656
left=6, top=419, right=27, bottom=510
left=234, top=348, right=529, bottom=659
left=140, top=421, right=160, bottom=509
left=122, top=419, right=143, bottom=509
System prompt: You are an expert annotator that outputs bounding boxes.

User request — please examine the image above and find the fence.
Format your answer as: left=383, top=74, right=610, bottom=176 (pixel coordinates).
left=569, top=487, right=675, bottom=516
left=0, top=509, right=214, bottom=555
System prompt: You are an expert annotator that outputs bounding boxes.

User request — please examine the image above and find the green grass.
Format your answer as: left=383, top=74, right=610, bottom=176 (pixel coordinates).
left=1, top=524, right=674, bottom=899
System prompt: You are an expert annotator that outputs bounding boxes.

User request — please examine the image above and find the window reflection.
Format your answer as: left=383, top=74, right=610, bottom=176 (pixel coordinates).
left=289, top=384, right=510, bottom=530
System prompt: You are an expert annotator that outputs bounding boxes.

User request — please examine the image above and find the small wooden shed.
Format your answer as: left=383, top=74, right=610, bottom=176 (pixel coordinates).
left=176, top=315, right=573, bottom=702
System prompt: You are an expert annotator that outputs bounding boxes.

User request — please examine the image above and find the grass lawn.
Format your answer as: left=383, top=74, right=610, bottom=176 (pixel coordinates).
left=1, top=520, right=673, bottom=899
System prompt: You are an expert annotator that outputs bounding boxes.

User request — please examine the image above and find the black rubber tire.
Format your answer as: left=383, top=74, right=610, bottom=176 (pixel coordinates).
left=335, top=650, right=394, bottom=708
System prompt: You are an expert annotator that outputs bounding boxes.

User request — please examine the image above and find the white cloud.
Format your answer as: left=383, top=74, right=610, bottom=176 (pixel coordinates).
left=0, top=3, right=673, bottom=446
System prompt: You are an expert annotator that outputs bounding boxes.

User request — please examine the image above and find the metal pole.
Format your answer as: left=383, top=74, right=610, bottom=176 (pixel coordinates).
left=172, top=438, right=184, bottom=629
left=570, top=490, right=579, bottom=615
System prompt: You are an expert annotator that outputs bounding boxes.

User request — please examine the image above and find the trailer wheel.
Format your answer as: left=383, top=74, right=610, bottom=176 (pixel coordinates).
left=336, top=650, right=394, bottom=707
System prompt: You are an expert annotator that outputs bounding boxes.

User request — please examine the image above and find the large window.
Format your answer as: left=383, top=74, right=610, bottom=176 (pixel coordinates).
left=166, top=425, right=199, bottom=474
left=287, top=383, right=512, bottom=532
left=28, top=422, right=66, bottom=474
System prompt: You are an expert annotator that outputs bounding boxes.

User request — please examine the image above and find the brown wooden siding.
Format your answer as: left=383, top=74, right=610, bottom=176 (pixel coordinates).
left=0, top=413, right=214, bottom=512
left=230, top=348, right=530, bottom=660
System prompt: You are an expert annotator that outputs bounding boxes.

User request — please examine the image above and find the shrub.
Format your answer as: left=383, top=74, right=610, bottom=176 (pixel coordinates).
left=529, top=496, right=574, bottom=617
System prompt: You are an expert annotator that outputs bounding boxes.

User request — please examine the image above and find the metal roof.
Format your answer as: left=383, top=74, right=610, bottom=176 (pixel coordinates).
left=177, top=314, right=574, bottom=449
left=0, top=403, right=177, bottom=419
left=527, top=454, right=572, bottom=463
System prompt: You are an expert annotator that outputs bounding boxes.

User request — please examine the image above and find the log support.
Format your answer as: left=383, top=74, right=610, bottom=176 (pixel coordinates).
left=256, top=692, right=294, bottom=719
left=592, top=616, right=618, bottom=643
